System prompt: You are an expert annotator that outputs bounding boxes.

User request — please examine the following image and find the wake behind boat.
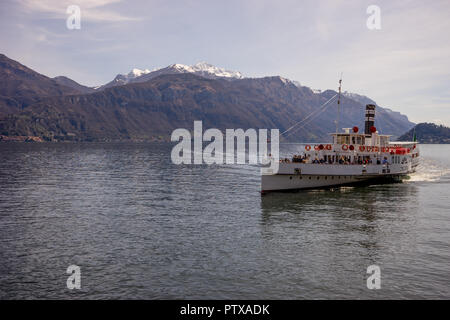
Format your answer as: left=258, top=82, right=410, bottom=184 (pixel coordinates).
left=261, top=83, right=420, bottom=193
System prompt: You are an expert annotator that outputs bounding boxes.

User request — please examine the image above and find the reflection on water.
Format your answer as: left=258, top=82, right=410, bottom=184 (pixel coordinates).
left=0, top=143, right=449, bottom=299
left=261, top=182, right=419, bottom=217
left=260, top=183, right=420, bottom=262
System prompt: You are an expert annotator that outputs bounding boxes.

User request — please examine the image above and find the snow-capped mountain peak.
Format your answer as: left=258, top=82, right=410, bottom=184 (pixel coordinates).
left=168, top=62, right=244, bottom=79
left=99, top=62, right=244, bottom=90
left=111, top=68, right=152, bottom=83
left=170, top=63, right=195, bottom=73
left=128, top=68, right=151, bottom=78
left=190, top=62, right=244, bottom=79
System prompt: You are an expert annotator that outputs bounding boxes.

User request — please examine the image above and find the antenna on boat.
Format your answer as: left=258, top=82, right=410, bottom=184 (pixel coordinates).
left=335, top=73, right=343, bottom=133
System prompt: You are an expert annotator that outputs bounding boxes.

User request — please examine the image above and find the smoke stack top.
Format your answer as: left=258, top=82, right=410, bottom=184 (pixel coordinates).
left=365, top=104, right=376, bottom=135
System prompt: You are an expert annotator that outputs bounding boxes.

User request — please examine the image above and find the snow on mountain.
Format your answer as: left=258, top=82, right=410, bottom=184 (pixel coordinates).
left=191, top=62, right=244, bottom=79
left=168, top=63, right=194, bottom=73
left=128, top=68, right=151, bottom=78
left=98, top=68, right=155, bottom=90
left=118, top=68, right=152, bottom=83
left=98, top=62, right=244, bottom=90
left=166, top=62, right=244, bottom=79
left=291, top=80, right=302, bottom=88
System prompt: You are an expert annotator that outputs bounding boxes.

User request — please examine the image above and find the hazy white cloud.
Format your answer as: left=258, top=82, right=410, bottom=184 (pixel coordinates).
left=19, top=0, right=140, bottom=22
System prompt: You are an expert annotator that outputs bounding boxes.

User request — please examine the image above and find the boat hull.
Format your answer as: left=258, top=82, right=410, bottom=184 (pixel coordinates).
left=261, top=173, right=406, bottom=193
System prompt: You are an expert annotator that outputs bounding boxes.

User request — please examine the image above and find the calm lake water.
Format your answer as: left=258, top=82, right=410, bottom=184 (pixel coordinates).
left=0, top=143, right=449, bottom=299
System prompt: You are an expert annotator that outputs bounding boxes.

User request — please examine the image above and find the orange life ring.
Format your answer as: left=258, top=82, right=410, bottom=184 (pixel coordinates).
left=373, top=146, right=379, bottom=152
left=305, top=145, right=311, bottom=151
left=366, top=146, right=372, bottom=152
left=342, top=144, right=349, bottom=151
left=325, top=144, right=332, bottom=150
left=314, top=145, right=320, bottom=151
left=359, top=145, right=365, bottom=152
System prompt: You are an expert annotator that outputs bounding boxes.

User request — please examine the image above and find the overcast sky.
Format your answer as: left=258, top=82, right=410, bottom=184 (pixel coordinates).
left=1, top=0, right=449, bottom=125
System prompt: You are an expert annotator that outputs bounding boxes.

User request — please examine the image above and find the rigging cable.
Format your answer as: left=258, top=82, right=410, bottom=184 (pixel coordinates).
left=281, top=93, right=338, bottom=138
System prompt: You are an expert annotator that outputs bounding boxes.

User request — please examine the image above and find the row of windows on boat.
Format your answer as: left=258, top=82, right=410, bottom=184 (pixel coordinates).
left=334, top=135, right=390, bottom=145
left=282, top=154, right=407, bottom=165
left=289, top=175, right=352, bottom=180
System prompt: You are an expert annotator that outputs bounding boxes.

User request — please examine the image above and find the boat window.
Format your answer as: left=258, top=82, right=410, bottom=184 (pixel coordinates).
left=338, top=135, right=350, bottom=144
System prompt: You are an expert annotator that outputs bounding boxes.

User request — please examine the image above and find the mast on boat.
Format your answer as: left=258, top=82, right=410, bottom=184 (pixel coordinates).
left=335, top=73, right=343, bottom=134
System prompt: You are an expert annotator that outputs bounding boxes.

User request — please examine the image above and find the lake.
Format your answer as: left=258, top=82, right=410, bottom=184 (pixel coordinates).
left=0, top=143, right=449, bottom=299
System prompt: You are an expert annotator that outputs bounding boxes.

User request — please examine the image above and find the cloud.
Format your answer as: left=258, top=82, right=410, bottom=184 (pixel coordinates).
left=19, top=0, right=140, bottom=22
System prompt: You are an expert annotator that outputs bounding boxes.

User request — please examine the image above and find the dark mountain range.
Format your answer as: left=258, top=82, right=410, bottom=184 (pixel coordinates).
left=398, top=123, right=450, bottom=143
left=0, top=54, right=82, bottom=116
left=53, top=76, right=95, bottom=94
left=0, top=54, right=414, bottom=142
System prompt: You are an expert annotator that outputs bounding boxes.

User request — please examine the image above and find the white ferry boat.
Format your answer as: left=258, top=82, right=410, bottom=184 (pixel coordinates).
left=261, top=102, right=419, bottom=193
